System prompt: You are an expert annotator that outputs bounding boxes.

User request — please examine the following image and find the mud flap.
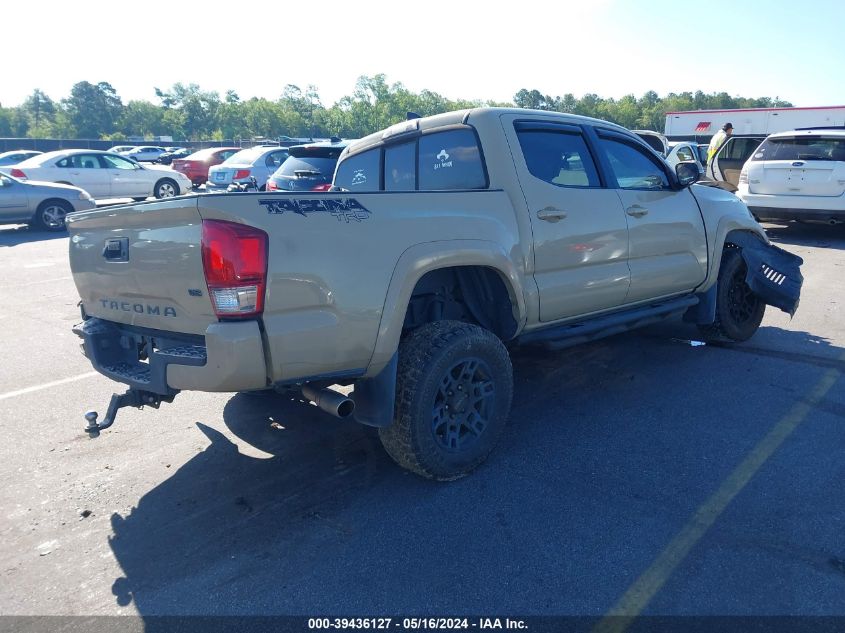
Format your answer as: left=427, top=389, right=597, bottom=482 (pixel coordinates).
left=728, top=232, right=804, bottom=316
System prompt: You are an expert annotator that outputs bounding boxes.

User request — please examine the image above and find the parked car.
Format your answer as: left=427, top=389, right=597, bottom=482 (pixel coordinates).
left=172, top=147, right=240, bottom=187
left=666, top=141, right=705, bottom=174
left=9, top=150, right=192, bottom=200
left=206, top=146, right=290, bottom=191
left=737, top=129, right=845, bottom=224
left=155, top=147, right=190, bottom=165
left=632, top=130, right=669, bottom=156
left=266, top=139, right=352, bottom=192
left=121, top=146, right=167, bottom=163
left=0, top=171, right=95, bottom=231
left=0, top=150, right=42, bottom=166
left=705, top=135, right=766, bottom=191
left=108, top=145, right=136, bottom=154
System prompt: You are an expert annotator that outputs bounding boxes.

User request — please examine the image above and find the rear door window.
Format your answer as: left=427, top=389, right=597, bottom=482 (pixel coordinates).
left=334, top=148, right=381, bottom=191
left=418, top=129, right=486, bottom=190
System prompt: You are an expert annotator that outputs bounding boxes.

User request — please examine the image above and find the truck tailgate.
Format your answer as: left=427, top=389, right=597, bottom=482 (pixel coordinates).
left=68, top=197, right=216, bottom=335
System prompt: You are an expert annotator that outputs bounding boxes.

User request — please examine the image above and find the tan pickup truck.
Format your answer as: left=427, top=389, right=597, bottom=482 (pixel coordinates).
left=68, top=108, right=803, bottom=480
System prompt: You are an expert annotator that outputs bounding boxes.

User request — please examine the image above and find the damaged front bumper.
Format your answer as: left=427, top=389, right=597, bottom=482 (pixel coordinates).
left=728, top=232, right=804, bottom=316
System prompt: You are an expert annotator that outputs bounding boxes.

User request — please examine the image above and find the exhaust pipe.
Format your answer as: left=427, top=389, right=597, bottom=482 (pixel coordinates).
left=302, top=384, right=355, bottom=418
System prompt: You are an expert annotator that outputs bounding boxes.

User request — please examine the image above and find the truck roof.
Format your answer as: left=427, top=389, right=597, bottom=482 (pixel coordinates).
left=343, top=107, right=631, bottom=158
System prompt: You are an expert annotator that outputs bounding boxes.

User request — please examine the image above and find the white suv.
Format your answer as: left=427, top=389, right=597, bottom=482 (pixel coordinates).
left=737, top=129, right=845, bottom=225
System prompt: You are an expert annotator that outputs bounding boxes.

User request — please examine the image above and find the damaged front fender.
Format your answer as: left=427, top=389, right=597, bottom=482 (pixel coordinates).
left=727, top=232, right=804, bottom=317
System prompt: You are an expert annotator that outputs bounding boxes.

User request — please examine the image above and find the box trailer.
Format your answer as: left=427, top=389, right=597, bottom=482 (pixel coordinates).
left=664, top=106, right=845, bottom=141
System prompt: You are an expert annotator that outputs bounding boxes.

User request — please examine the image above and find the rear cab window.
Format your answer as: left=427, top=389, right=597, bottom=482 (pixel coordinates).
left=334, top=148, right=381, bottom=191
left=334, top=127, right=487, bottom=192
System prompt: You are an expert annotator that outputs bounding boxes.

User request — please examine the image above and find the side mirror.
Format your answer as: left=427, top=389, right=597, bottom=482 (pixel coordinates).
left=676, top=162, right=699, bottom=187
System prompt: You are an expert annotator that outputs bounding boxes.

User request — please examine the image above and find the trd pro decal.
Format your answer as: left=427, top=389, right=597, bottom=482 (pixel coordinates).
left=259, top=198, right=371, bottom=222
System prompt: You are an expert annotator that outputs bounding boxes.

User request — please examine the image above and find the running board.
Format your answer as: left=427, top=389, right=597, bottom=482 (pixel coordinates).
left=517, top=295, right=700, bottom=349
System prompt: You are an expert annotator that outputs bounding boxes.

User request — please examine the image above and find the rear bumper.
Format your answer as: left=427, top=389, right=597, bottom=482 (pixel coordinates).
left=73, top=317, right=268, bottom=395
left=748, top=206, right=845, bottom=222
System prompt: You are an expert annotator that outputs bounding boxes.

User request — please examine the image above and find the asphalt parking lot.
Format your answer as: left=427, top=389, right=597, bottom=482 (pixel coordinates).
left=0, top=220, right=843, bottom=623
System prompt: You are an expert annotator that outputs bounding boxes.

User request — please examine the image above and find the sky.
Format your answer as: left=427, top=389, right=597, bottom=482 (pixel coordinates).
left=3, top=0, right=844, bottom=109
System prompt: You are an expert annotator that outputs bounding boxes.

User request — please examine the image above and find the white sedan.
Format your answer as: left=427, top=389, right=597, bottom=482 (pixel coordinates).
left=121, top=146, right=167, bottom=163
left=8, top=149, right=192, bottom=200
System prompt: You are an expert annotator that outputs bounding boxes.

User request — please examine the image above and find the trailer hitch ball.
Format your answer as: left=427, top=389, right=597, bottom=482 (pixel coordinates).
left=84, top=411, right=101, bottom=438
left=83, top=389, right=177, bottom=439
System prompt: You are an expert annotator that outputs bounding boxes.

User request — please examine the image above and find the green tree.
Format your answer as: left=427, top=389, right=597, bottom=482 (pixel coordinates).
left=63, top=81, right=123, bottom=138
left=155, top=83, right=221, bottom=140
left=22, top=89, right=57, bottom=137
left=119, top=101, right=166, bottom=138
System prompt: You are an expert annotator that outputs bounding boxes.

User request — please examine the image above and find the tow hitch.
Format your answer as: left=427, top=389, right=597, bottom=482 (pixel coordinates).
left=84, top=389, right=176, bottom=438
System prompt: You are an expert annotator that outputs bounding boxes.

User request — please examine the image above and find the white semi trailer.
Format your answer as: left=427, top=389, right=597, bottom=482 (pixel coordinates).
left=664, top=106, right=845, bottom=141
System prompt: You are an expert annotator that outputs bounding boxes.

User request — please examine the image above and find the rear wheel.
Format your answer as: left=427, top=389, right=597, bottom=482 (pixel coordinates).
left=378, top=321, right=513, bottom=480
left=154, top=178, right=178, bottom=198
left=33, top=199, right=72, bottom=231
left=698, top=248, right=765, bottom=342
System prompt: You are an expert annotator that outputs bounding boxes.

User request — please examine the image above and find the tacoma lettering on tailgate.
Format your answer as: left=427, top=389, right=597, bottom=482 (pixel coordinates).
left=99, top=299, right=177, bottom=317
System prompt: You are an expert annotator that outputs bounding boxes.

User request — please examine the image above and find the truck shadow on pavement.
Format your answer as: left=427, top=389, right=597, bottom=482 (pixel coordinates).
left=107, top=324, right=843, bottom=617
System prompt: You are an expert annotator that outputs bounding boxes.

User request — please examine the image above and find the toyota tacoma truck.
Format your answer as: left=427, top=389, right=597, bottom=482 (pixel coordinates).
left=68, top=108, right=803, bottom=480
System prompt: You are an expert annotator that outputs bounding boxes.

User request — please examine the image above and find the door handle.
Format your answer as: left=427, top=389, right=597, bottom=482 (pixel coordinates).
left=536, top=206, right=568, bottom=222
left=626, top=205, right=649, bottom=218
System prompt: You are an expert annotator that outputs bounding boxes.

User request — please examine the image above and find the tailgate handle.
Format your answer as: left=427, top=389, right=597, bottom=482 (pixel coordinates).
left=102, top=238, right=129, bottom=262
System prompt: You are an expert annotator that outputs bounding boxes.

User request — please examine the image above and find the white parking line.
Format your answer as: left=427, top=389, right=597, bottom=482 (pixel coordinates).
left=0, top=372, right=99, bottom=402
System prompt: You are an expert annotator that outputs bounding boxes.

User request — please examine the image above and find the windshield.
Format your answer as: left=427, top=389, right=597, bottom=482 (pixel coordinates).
left=751, top=136, right=845, bottom=161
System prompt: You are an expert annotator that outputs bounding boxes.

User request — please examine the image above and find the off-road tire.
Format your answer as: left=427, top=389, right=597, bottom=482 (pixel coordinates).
left=378, top=320, right=513, bottom=481
left=698, top=248, right=765, bottom=342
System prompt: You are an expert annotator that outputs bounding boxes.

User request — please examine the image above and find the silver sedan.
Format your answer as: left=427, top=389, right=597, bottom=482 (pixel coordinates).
left=0, top=172, right=96, bottom=231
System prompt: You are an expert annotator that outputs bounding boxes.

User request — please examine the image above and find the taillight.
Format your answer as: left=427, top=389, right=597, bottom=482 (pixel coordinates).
left=234, top=169, right=251, bottom=179
left=738, top=166, right=749, bottom=185
left=311, top=183, right=332, bottom=192
left=10, top=168, right=26, bottom=178
left=266, top=180, right=277, bottom=191
left=201, top=220, right=268, bottom=319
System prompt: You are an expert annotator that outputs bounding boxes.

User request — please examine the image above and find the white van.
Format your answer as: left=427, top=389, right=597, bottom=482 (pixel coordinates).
left=736, top=129, right=845, bottom=224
